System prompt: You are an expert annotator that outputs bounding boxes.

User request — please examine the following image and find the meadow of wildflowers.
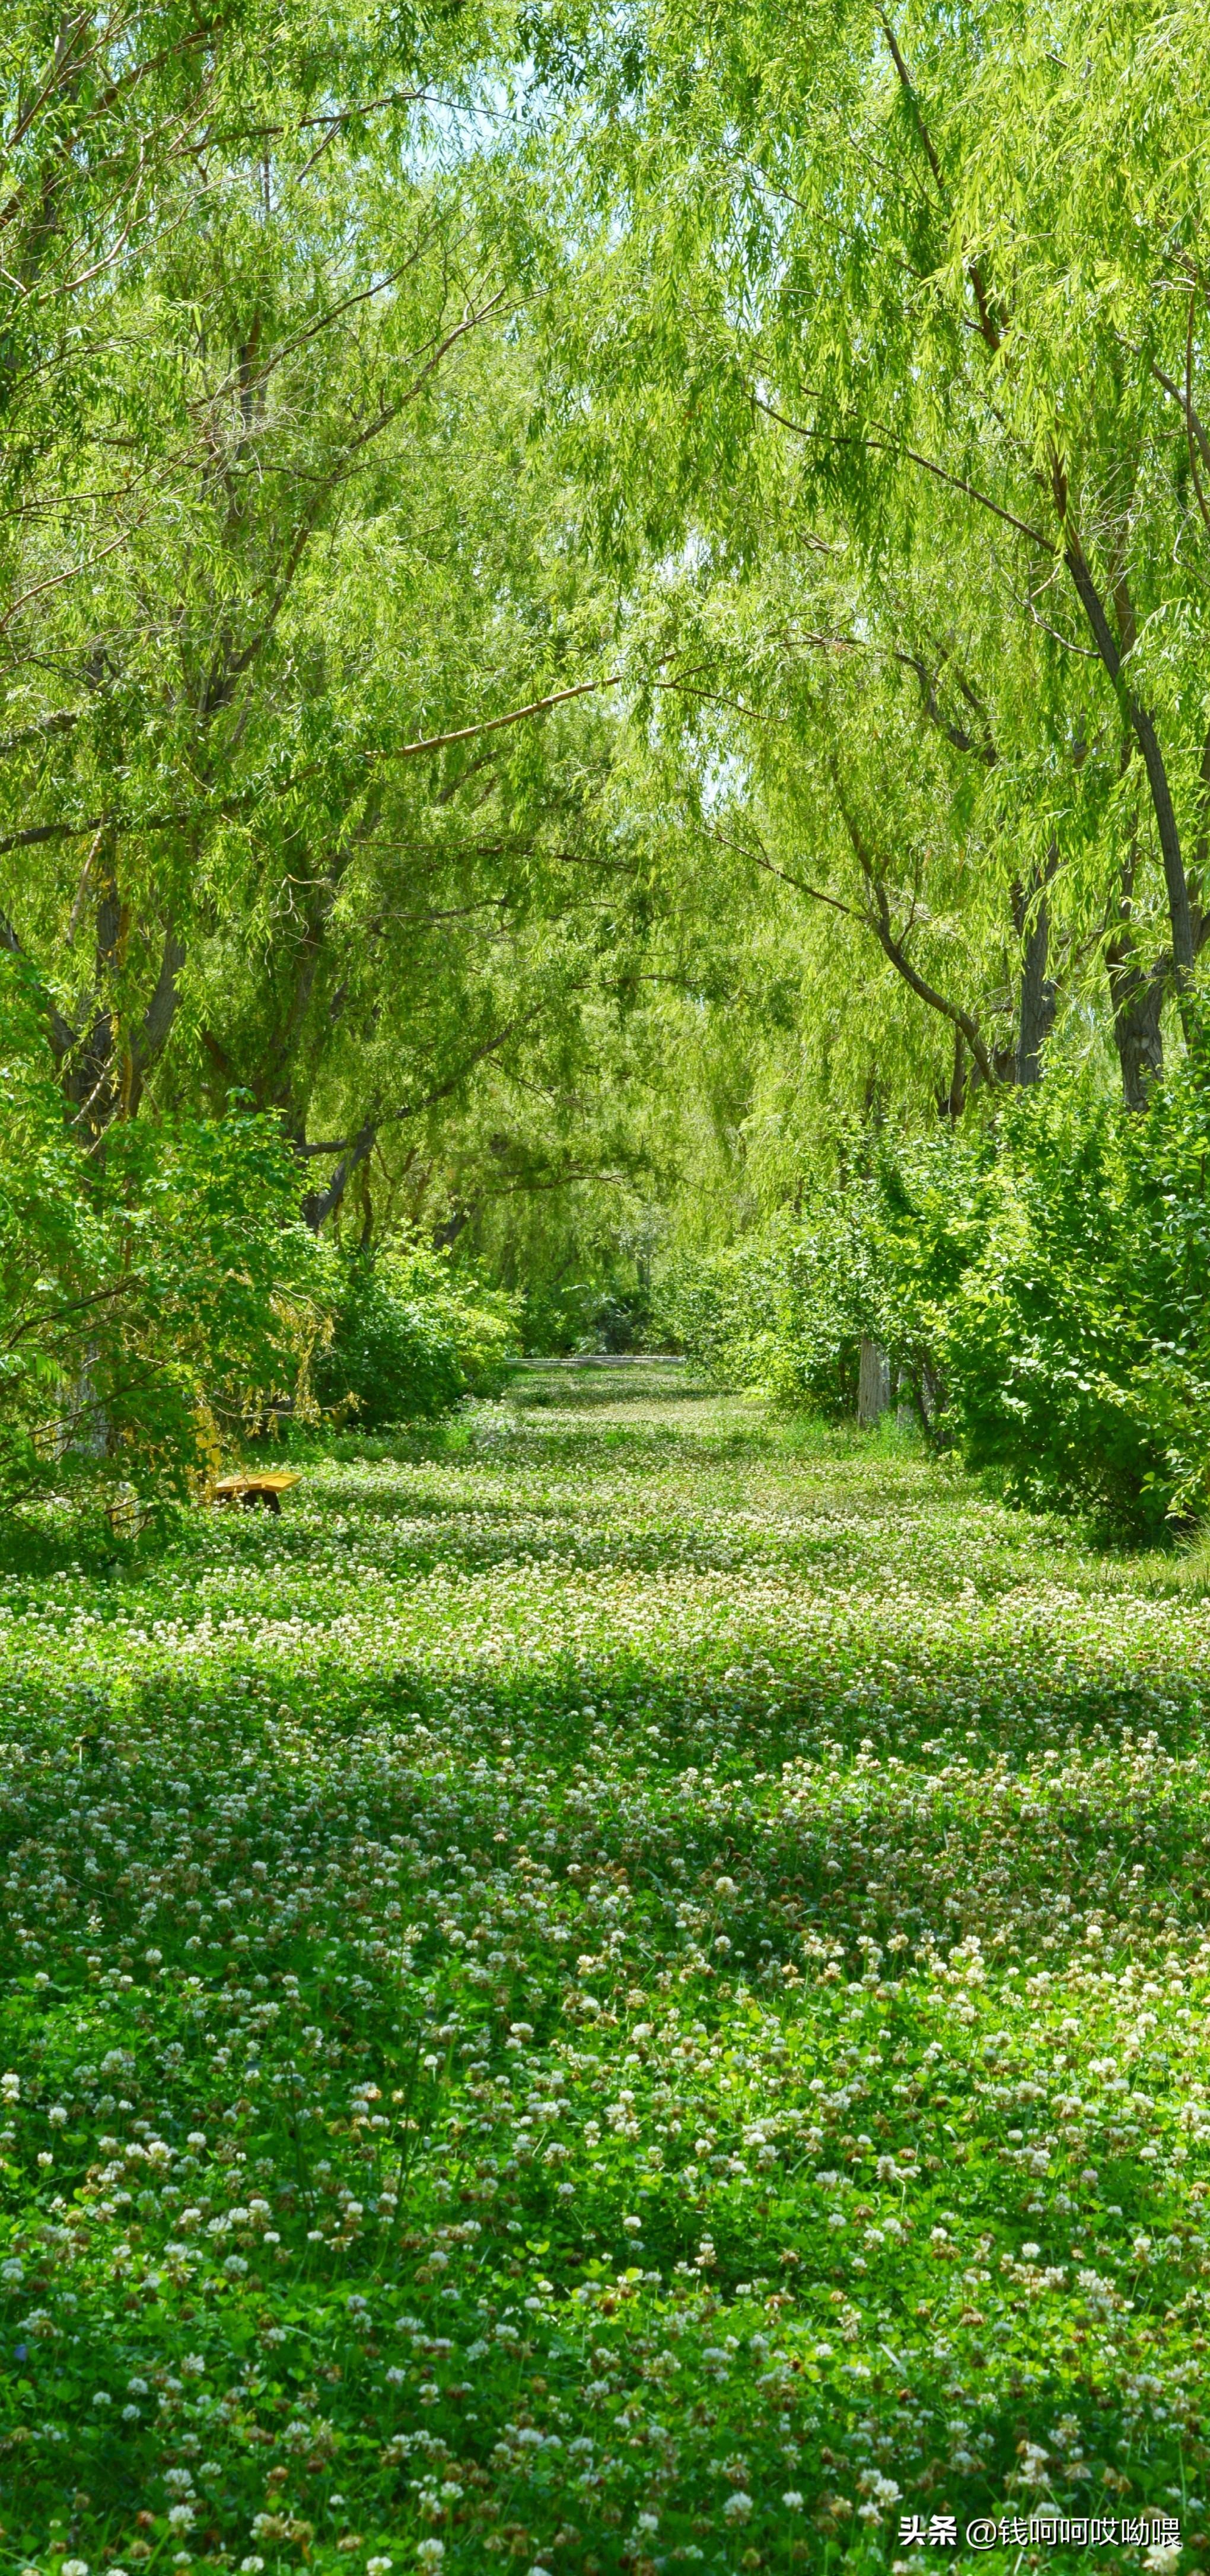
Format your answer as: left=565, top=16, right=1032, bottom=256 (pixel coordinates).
left=2, top=1361, right=1210, bottom=2575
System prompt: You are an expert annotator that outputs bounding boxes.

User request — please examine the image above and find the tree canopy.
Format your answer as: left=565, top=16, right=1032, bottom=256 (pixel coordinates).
left=7, top=0, right=1210, bottom=1501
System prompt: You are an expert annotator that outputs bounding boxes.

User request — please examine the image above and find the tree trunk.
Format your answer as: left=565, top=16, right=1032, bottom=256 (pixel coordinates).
left=857, top=1337, right=891, bottom=1427
left=1109, top=961, right=1164, bottom=1112
left=1012, top=870, right=1057, bottom=1086
left=937, top=1024, right=966, bottom=1121
left=301, top=1120, right=377, bottom=1231
left=1062, top=534, right=1196, bottom=1025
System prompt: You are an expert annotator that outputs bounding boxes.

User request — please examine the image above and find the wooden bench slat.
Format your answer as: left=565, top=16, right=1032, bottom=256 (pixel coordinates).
left=211, top=1471, right=301, bottom=1509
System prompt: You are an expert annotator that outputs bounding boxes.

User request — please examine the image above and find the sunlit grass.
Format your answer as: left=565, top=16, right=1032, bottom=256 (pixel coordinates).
left=1, top=1374, right=1206, bottom=2574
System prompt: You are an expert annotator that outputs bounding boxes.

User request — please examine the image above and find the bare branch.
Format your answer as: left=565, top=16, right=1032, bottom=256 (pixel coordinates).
left=388, top=673, right=623, bottom=765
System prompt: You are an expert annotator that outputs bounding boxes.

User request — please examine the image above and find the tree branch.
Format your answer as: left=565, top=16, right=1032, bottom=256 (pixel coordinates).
left=0, top=668, right=626, bottom=862
left=753, top=396, right=1054, bottom=553
left=297, top=1017, right=527, bottom=1226
left=387, top=672, right=623, bottom=765
left=705, top=823, right=865, bottom=923
left=132, top=924, right=186, bottom=1069
left=827, top=760, right=1002, bottom=1086
left=875, top=9, right=1002, bottom=350
left=892, top=647, right=996, bottom=762
left=1061, top=522, right=1195, bottom=981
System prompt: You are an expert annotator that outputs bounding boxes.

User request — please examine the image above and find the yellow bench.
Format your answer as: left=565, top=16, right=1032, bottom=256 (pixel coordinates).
left=212, top=1471, right=301, bottom=1514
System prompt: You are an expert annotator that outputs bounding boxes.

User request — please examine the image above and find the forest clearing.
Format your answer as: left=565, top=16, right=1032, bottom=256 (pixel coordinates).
left=2, top=1367, right=1209, bottom=2573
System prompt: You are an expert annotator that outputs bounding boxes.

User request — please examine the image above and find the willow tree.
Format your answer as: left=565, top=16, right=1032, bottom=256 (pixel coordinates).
left=1, top=0, right=671, bottom=1228
left=531, top=0, right=1210, bottom=1108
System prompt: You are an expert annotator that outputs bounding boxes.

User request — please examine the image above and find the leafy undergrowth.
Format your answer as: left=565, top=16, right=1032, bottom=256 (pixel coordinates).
left=2, top=1364, right=1209, bottom=2576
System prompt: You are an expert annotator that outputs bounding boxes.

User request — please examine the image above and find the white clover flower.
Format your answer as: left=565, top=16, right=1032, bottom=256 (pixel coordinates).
left=782, top=2492, right=805, bottom=2510
left=722, top=2493, right=752, bottom=2522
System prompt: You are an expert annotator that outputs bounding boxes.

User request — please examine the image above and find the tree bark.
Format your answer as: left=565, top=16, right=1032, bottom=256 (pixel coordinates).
left=858, top=1337, right=891, bottom=1427
left=1061, top=530, right=1196, bottom=1019
left=1104, top=806, right=1166, bottom=1111
left=1107, top=950, right=1165, bottom=1111
left=301, top=1120, right=377, bottom=1232
left=1012, top=864, right=1057, bottom=1086
left=937, top=1024, right=967, bottom=1121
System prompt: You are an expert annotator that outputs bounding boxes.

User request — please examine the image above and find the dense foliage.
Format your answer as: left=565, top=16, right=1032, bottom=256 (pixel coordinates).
left=0, top=970, right=524, bottom=1507
left=315, top=1246, right=518, bottom=1429
left=660, top=1053, right=1210, bottom=1536
left=0, top=959, right=318, bottom=1515
left=12, top=0, right=1210, bottom=2556
left=914, top=1066, right=1210, bottom=1535
left=11, top=0, right=1210, bottom=1499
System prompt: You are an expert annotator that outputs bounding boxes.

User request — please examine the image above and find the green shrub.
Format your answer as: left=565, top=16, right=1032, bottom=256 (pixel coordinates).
left=921, top=1062, right=1210, bottom=1536
left=654, top=1044, right=1210, bottom=1536
left=520, top=1271, right=653, bottom=1355
left=315, top=1239, right=518, bottom=1427
left=0, top=956, right=319, bottom=1518
left=654, top=1207, right=868, bottom=1416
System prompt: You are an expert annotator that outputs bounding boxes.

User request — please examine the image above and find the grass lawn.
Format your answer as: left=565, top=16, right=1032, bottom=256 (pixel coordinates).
left=3, top=1362, right=1210, bottom=2575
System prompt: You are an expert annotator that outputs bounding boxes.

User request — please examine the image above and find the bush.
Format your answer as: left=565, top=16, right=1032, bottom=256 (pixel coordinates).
left=919, top=1063, right=1210, bottom=1536
left=520, top=1271, right=652, bottom=1355
left=658, top=1048, right=1210, bottom=1538
left=0, top=956, right=320, bottom=1519
left=314, top=1239, right=518, bottom=1427
left=653, top=1206, right=869, bottom=1417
